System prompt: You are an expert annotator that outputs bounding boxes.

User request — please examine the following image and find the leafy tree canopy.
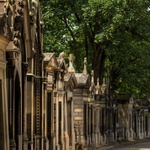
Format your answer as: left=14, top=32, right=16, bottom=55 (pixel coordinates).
left=40, top=0, right=150, bottom=97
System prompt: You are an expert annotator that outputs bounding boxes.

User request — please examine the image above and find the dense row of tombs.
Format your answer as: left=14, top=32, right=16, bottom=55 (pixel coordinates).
left=0, top=0, right=150, bottom=150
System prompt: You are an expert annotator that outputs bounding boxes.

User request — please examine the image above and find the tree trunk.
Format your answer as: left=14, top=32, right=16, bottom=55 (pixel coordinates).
left=85, top=35, right=88, bottom=62
left=92, top=43, right=105, bottom=84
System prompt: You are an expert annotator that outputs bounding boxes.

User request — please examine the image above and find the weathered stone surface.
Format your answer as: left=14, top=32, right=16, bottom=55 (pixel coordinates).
left=74, top=109, right=83, bottom=113
left=0, top=1, right=150, bottom=150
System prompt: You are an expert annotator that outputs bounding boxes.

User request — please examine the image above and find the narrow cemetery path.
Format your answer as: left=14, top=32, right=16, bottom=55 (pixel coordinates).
left=87, top=139, right=150, bottom=150
left=112, top=141, right=150, bottom=150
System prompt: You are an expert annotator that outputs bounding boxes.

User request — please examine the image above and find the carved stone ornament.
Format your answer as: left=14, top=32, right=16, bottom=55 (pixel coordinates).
left=91, top=70, right=94, bottom=84
left=75, top=73, right=88, bottom=84
left=18, top=1, right=24, bottom=8
left=59, top=52, right=65, bottom=59
left=1, top=1, right=15, bottom=39
left=68, top=54, right=75, bottom=72
left=95, top=78, right=101, bottom=95
left=83, top=57, right=87, bottom=75
left=64, top=73, right=72, bottom=82
left=58, top=52, right=65, bottom=68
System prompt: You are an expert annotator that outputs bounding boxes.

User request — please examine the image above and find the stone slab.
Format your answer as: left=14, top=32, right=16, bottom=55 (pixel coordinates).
left=74, top=117, right=83, bottom=120
left=74, top=109, right=83, bottom=113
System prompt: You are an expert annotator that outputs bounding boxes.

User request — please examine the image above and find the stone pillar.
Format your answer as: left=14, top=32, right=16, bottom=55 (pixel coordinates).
left=84, top=102, right=88, bottom=146
left=64, top=96, right=69, bottom=150
left=141, top=112, right=144, bottom=139
left=46, top=72, right=55, bottom=150
left=71, top=100, right=75, bottom=150
left=115, top=109, right=117, bottom=142
left=95, top=108, right=100, bottom=146
left=22, top=63, right=29, bottom=150
left=136, top=111, right=138, bottom=138
left=31, top=76, right=34, bottom=150
left=7, top=63, right=16, bottom=150
left=99, top=107, right=103, bottom=145
left=111, top=107, right=114, bottom=142
left=138, top=110, right=144, bottom=139
left=91, top=106, right=95, bottom=145
left=100, top=108, right=103, bottom=145
left=51, top=92, right=55, bottom=150
left=44, top=88, right=48, bottom=150
left=0, top=35, right=10, bottom=150
left=131, top=113, right=134, bottom=140
left=27, top=73, right=34, bottom=150
left=88, top=105, right=91, bottom=145
left=41, top=80, right=45, bottom=150
left=138, top=112, right=141, bottom=139
left=128, top=112, right=133, bottom=141
left=55, top=94, right=60, bottom=150
left=60, top=94, right=65, bottom=150
left=127, top=113, right=130, bottom=140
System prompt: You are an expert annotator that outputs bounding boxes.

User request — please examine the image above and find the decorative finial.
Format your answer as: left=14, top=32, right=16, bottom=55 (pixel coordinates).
left=91, top=70, right=94, bottom=84
left=103, top=78, right=106, bottom=84
left=101, top=78, right=106, bottom=94
left=59, top=52, right=65, bottom=59
left=96, top=78, right=100, bottom=87
left=95, top=78, right=101, bottom=94
left=68, top=54, right=75, bottom=72
left=83, top=57, right=87, bottom=75
left=69, top=54, right=73, bottom=67
left=57, top=72, right=63, bottom=90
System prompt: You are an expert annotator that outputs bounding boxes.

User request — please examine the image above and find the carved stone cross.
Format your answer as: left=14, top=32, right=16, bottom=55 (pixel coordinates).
left=83, top=57, right=87, bottom=75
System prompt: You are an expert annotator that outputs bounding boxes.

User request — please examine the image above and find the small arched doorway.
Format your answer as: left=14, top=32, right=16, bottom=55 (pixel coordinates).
left=14, top=71, right=22, bottom=150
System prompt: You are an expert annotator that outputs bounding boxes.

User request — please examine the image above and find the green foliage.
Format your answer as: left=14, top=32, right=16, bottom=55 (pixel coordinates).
left=40, top=0, right=150, bottom=97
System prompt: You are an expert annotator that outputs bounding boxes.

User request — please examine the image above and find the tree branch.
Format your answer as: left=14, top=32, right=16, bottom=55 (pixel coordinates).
left=62, top=17, right=80, bottom=71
